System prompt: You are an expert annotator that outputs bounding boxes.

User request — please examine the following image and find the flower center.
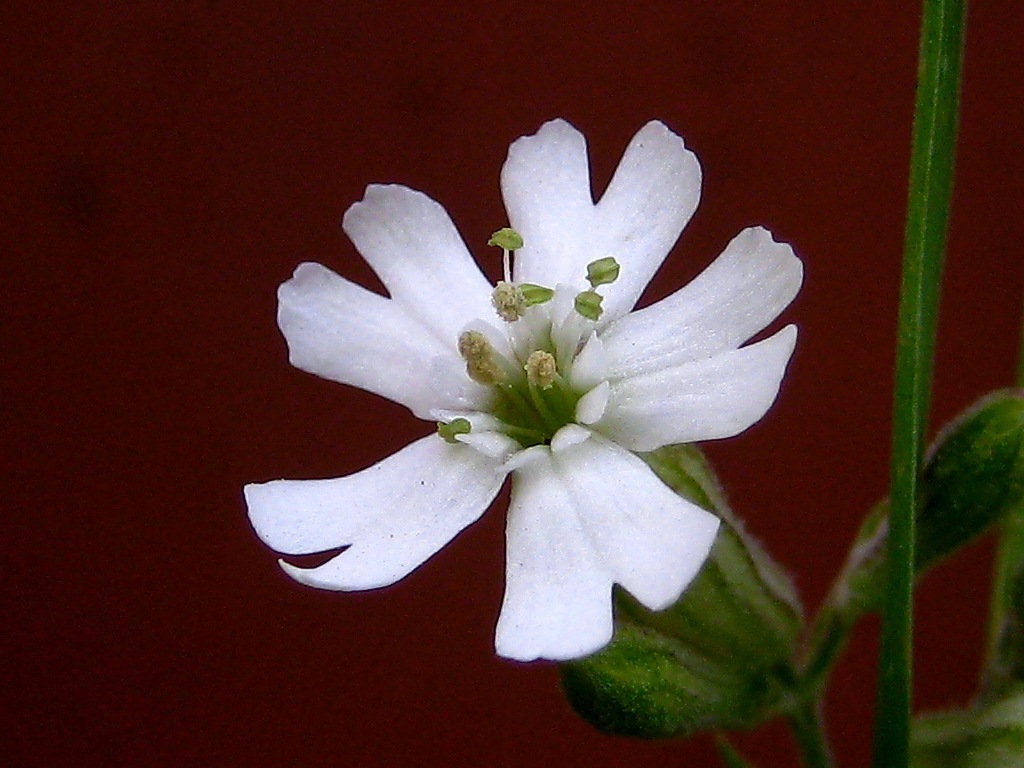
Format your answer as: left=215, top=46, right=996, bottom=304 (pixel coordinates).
left=438, top=229, right=619, bottom=451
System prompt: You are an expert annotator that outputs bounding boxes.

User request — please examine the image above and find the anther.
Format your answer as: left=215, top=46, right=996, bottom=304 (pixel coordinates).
left=525, top=350, right=558, bottom=389
left=491, top=281, right=526, bottom=322
left=437, top=418, right=472, bottom=444
left=574, top=290, right=604, bottom=321
left=458, top=331, right=506, bottom=385
left=586, top=256, right=621, bottom=287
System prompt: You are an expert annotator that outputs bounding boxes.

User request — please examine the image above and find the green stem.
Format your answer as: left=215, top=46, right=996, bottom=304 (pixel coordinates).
left=788, top=700, right=835, bottom=768
left=874, top=1, right=967, bottom=766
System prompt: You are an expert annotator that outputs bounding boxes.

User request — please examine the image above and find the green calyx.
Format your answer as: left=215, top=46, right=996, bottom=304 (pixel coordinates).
left=561, top=444, right=805, bottom=739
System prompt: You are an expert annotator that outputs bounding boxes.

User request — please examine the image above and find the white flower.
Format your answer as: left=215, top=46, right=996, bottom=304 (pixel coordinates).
left=245, top=119, right=803, bottom=662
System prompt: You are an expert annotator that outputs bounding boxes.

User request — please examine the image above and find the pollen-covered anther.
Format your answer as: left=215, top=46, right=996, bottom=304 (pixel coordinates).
left=525, top=350, right=558, bottom=389
left=457, top=330, right=507, bottom=385
left=491, top=281, right=527, bottom=322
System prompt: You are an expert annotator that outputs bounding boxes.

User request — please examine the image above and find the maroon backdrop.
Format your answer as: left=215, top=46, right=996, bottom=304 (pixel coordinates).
left=5, top=3, right=1023, bottom=766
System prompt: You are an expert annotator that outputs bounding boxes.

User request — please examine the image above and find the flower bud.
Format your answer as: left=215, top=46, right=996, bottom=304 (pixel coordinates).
left=828, top=391, right=1024, bottom=620
left=560, top=444, right=803, bottom=737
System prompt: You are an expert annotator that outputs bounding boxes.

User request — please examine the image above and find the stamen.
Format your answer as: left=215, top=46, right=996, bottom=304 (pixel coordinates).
left=525, top=350, right=557, bottom=389
left=491, top=281, right=526, bottom=322
left=487, top=227, right=524, bottom=284
left=574, top=290, right=604, bottom=321
left=458, top=331, right=506, bottom=385
left=586, top=256, right=621, bottom=287
left=437, top=418, right=472, bottom=443
left=520, top=283, right=555, bottom=307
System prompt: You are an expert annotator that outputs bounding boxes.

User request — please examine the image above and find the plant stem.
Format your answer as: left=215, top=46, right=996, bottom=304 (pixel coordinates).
left=788, top=700, right=835, bottom=768
left=873, top=1, right=967, bottom=766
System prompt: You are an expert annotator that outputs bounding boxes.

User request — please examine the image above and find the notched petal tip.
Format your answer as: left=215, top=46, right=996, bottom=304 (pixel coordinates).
left=495, top=619, right=614, bottom=663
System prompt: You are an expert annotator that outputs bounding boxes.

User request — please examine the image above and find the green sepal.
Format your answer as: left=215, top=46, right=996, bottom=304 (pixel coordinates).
left=982, top=553, right=1024, bottom=702
left=911, top=690, right=1024, bottom=768
left=559, top=444, right=804, bottom=738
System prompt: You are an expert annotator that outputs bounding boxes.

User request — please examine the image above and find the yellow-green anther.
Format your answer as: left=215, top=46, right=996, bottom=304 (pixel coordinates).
left=520, top=283, right=555, bottom=306
left=457, top=330, right=506, bottom=385
left=574, top=290, right=604, bottom=321
left=487, top=227, right=524, bottom=250
left=586, top=256, right=620, bottom=287
left=491, top=281, right=526, bottom=322
left=437, top=418, right=472, bottom=444
left=525, top=350, right=557, bottom=389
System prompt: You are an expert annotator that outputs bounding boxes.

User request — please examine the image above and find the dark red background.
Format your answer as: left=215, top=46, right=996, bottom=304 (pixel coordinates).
left=5, top=3, right=1022, bottom=766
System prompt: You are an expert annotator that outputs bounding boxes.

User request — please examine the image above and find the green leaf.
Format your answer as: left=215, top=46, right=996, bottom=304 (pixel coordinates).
left=559, top=445, right=804, bottom=738
left=911, top=690, right=1024, bottom=768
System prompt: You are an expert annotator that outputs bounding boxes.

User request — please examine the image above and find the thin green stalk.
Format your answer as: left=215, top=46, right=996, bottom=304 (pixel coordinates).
left=788, top=700, right=835, bottom=768
left=873, top=1, right=967, bottom=767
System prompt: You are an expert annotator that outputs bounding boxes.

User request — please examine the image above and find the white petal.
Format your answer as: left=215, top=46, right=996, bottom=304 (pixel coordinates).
left=495, top=437, right=720, bottom=661
left=456, top=430, right=521, bottom=463
left=554, top=436, right=720, bottom=610
left=568, top=332, right=608, bottom=392
left=600, top=325, right=799, bottom=451
left=342, top=184, right=494, bottom=342
left=603, top=227, right=803, bottom=374
left=502, top=120, right=701, bottom=323
left=575, top=381, right=609, bottom=425
left=245, top=435, right=505, bottom=590
left=496, top=451, right=614, bottom=661
left=592, top=121, right=702, bottom=321
left=550, top=423, right=591, bottom=453
left=277, top=262, right=482, bottom=418
left=501, top=120, right=595, bottom=290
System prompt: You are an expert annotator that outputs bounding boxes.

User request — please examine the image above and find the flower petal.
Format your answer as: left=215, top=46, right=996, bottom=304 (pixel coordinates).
left=502, top=120, right=700, bottom=322
left=342, top=184, right=495, bottom=342
left=278, top=262, right=483, bottom=418
left=602, top=227, right=803, bottom=373
left=495, top=437, right=720, bottom=661
left=496, top=451, right=614, bottom=662
left=245, top=435, right=505, bottom=590
left=600, top=325, right=799, bottom=451
left=502, top=120, right=595, bottom=290
left=593, top=121, right=702, bottom=321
